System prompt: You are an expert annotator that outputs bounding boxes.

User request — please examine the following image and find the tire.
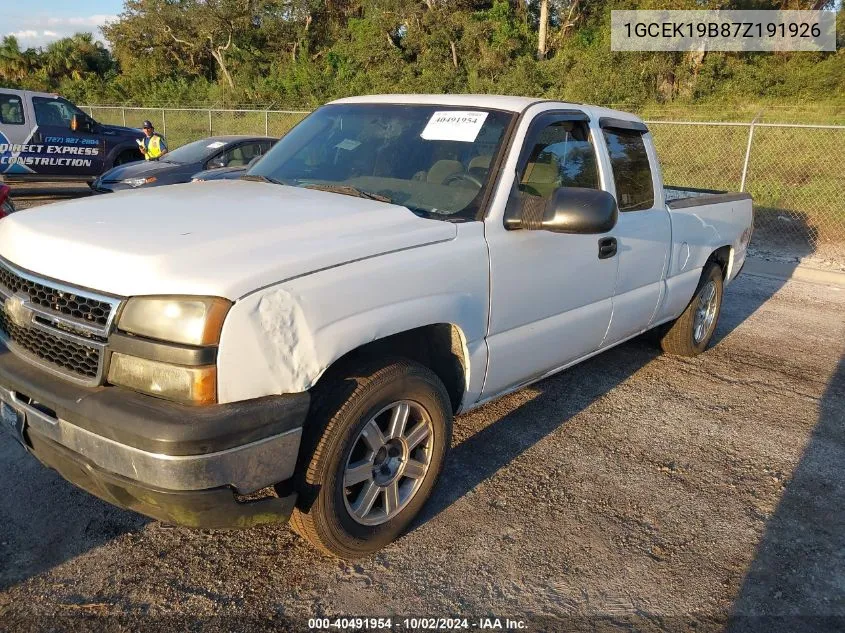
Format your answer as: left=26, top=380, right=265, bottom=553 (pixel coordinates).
left=659, top=262, right=724, bottom=356
left=290, top=358, right=452, bottom=558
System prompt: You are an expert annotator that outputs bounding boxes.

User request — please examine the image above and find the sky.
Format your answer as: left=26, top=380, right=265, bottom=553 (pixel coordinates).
left=2, top=0, right=123, bottom=48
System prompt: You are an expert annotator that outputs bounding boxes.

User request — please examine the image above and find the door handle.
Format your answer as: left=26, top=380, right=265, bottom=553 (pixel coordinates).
left=598, top=237, right=617, bottom=259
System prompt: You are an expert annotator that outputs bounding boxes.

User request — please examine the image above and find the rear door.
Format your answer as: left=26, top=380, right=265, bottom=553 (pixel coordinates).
left=599, top=119, right=671, bottom=345
left=0, top=92, right=34, bottom=176
left=29, top=96, right=104, bottom=177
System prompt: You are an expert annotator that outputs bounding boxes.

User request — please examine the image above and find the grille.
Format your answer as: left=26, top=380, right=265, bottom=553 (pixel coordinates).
left=0, top=309, right=101, bottom=378
left=0, top=265, right=111, bottom=327
left=0, top=259, right=119, bottom=384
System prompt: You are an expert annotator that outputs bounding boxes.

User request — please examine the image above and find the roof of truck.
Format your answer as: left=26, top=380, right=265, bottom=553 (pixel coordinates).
left=328, top=94, right=643, bottom=123
left=0, top=88, right=60, bottom=99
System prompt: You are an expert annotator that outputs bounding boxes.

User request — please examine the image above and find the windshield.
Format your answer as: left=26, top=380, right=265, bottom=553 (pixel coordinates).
left=247, top=104, right=514, bottom=220
left=162, top=139, right=224, bottom=164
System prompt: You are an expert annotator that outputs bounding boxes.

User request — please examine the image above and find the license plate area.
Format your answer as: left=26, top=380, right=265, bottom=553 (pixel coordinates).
left=0, top=393, right=27, bottom=449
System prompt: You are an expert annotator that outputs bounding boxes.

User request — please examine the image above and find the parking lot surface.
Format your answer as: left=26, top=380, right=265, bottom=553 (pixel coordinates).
left=0, top=186, right=843, bottom=632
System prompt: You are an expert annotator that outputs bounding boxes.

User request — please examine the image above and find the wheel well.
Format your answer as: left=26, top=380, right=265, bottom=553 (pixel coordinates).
left=707, top=245, right=732, bottom=279
left=113, top=148, right=143, bottom=167
left=326, top=324, right=468, bottom=413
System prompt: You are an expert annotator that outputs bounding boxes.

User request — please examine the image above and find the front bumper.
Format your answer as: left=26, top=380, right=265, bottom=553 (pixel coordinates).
left=0, top=344, right=310, bottom=528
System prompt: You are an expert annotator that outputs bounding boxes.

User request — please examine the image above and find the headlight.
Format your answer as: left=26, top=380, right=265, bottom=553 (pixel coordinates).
left=117, top=296, right=231, bottom=346
left=122, top=176, right=157, bottom=188
left=108, top=353, right=216, bottom=405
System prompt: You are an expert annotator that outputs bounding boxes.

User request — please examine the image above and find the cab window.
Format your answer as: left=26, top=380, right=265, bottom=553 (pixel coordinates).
left=0, top=94, right=24, bottom=125
left=518, top=119, right=600, bottom=199
left=33, top=97, right=86, bottom=128
left=602, top=128, right=654, bottom=212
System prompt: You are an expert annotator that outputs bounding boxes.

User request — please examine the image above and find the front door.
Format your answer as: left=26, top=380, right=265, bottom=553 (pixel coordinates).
left=482, top=112, right=618, bottom=399
left=29, top=96, right=104, bottom=177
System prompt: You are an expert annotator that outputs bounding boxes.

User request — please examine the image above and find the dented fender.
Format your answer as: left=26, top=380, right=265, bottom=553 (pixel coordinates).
left=216, top=222, right=490, bottom=404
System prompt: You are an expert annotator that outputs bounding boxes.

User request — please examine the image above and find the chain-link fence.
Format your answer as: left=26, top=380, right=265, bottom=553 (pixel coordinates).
left=648, top=120, right=845, bottom=263
left=81, top=106, right=845, bottom=263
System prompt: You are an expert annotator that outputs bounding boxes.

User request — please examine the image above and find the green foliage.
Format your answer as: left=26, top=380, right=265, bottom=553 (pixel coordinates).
left=0, top=0, right=840, bottom=112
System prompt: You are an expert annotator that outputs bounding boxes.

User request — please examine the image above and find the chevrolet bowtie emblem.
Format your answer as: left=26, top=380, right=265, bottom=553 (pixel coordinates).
left=5, top=295, right=32, bottom=329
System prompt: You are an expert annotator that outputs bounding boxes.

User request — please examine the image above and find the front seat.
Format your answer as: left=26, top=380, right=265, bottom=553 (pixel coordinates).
left=227, top=147, right=247, bottom=167
left=467, top=154, right=492, bottom=179
left=426, top=159, right=465, bottom=185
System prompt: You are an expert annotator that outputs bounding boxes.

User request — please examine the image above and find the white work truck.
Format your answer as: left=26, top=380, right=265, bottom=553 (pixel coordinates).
left=0, top=95, right=752, bottom=557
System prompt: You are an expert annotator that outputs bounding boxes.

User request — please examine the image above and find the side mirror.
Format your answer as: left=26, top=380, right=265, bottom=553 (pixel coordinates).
left=71, top=114, right=95, bottom=133
left=207, top=157, right=226, bottom=170
left=509, top=187, right=618, bottom=234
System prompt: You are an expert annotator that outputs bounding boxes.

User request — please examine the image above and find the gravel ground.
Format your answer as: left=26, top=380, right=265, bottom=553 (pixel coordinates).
left=0, top=185, right=843, bottom=632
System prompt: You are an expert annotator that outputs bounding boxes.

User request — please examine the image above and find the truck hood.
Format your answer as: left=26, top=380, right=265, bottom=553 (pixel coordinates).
left=0, top=180, right=456, bottom=299
left=101, top=124, right=144, bottom=138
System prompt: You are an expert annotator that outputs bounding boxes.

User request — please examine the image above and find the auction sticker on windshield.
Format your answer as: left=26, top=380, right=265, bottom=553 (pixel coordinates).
left=421, top=111, right=489, bottom=143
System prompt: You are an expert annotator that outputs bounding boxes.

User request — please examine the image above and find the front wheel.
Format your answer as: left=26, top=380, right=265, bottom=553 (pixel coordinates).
left=659, top=262, right=724, bottom=356
left=290, top=358, right=452, bottom=558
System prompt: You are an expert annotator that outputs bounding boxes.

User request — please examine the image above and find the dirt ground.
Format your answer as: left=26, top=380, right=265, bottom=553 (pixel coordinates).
left=0, top=185, right=843, bottom=632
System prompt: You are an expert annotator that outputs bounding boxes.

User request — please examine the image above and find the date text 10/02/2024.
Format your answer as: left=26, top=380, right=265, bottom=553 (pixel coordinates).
left=308, top=617, right=528, bottom=630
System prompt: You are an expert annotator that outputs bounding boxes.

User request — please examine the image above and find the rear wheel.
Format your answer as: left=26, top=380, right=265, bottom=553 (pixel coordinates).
left=290, top=358, right=452, bottom=558
left=659, top=262, right=724, bottom=356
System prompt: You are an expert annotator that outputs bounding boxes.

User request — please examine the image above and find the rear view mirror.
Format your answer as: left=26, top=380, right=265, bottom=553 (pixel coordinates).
left=509, top=187, right=618, bottom=234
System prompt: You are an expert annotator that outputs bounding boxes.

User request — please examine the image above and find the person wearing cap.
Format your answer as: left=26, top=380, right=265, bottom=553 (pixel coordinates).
left=138, top=120, right=168, bottom=160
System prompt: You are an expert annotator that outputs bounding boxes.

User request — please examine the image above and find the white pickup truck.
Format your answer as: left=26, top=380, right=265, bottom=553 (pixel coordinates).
left=0, top=95, right=752, bottom=557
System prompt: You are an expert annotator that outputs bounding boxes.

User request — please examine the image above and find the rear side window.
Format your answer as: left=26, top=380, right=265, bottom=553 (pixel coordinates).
left=602, top=128, right=654, bottom=211
left=0, top=94, right=24, bottom=125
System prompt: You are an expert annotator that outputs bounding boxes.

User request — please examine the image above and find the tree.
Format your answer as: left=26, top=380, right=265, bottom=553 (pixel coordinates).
left=537, top=0, right=548, bottom=59
left=0, top=37, right=33, bottom=83
left=104, top=0, right=287, bottom=91
left=43, top=34, right=114, bottom=82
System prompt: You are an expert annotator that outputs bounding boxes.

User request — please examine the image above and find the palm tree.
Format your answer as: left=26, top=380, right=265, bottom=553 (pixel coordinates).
left=0, top=36, right=32, bottom=82
left=43, top=33, right=113, bottom=81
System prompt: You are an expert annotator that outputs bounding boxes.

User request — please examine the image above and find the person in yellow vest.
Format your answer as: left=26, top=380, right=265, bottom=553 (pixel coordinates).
left=138, top=120, right=168, bottom=160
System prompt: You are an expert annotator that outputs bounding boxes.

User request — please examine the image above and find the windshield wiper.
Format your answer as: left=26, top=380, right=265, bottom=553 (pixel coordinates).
left=303, top=184, right=392, bottom=204
left=241, top=174, right=287, bottom=186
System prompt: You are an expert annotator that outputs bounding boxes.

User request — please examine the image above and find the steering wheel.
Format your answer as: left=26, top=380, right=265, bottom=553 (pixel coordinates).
left=443, top=172, right=483, bottom=188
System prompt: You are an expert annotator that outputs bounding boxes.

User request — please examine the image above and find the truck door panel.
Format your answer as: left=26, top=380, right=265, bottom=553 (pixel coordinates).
left=482, top=112, right=617, bottom=399
left=600, top=125, right=671, bottom=344
left=0, top=91, right=33, bottom=175
left=29, top=96, right=104, bottom=177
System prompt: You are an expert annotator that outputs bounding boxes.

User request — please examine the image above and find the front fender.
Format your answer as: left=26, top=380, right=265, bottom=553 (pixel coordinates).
left=216, top=223, right=489, bottom=404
